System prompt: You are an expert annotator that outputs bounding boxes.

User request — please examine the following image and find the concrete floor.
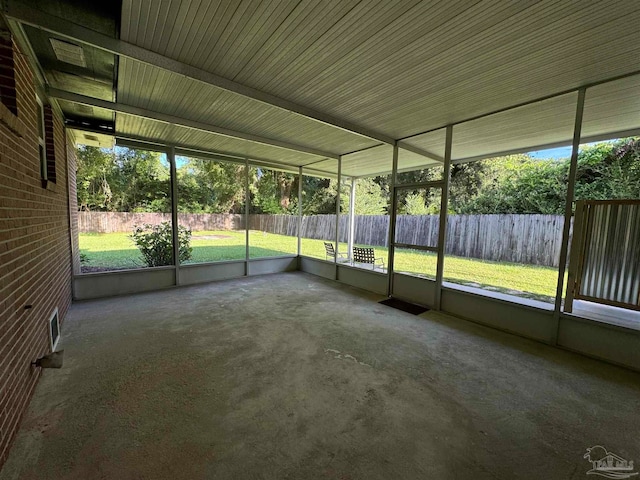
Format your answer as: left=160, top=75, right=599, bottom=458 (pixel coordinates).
left=2, top=272, right=639, bottom=480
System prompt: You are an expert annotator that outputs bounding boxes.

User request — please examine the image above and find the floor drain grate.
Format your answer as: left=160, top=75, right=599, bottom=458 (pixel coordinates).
left=378, top=298, right=429, bottom=315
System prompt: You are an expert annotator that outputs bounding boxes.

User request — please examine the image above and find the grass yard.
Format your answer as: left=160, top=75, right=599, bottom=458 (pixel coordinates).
left=79, top=230, right=560, bottom=303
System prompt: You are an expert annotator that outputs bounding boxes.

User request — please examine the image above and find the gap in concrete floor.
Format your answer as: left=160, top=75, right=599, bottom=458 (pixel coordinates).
left=2, top=272, right=639, bottom=480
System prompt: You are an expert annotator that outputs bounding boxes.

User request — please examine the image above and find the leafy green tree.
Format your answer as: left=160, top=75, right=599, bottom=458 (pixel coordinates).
left=575, top=138, right=640, bottom=201
left=177, top=158, right=245, bottom=213
left=341, top=178, right=388, bottom=214
left=76, top=146, right=170, bottom=212
left=76, top=146, right=114, bottom=211
left=400, top=192, right=430, bottom=215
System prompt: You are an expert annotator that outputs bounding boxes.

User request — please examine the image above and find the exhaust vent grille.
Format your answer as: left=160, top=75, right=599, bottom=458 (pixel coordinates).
left=49, top=308, right=60, bottom=350
left=50, top=38, right=86, bottom=67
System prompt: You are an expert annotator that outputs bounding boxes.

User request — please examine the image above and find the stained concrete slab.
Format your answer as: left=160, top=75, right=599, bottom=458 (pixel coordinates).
left=2, top=272, right=639, bottom=480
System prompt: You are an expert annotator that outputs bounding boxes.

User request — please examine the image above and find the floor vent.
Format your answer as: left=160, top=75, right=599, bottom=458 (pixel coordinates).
left=49, top=308, right=60, bottom=350
left=379, top=298, right=429, bottom=315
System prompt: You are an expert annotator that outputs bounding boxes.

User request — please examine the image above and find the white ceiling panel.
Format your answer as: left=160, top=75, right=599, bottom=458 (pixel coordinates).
left=400, top=129, right=447, bottom=164
left=120, top=0, right=640, bottom=143
left=115, top=113, right=324, bottom=167
left=452, top=93, right=579, bottom=161
left=341, top=145, right=392, bottom=178
left=117, top=58, right=377, bottom=156
left=582, top=75, right=640, bottom=141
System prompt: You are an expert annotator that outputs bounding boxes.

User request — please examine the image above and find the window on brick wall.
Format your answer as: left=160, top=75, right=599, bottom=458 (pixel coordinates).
left=36, top=95, right=48, bottom=182
left=35, top=96, right=56, bottom=184
left=43, top=104, right=56, bottom=183
left=0, top=30, right=18, bottom=116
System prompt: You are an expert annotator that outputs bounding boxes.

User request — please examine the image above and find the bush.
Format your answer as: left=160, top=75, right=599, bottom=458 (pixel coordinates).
left=131, top=222, right=192, bottom=267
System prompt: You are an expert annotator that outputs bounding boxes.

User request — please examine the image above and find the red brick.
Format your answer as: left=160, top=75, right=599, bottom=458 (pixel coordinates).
left=0, top=38, right=73, bottom=469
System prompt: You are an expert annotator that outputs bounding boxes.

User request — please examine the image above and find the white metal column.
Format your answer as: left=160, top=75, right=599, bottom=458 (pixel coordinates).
left=348, top=177, right=356, bottom=259
left=297, top=166, right=303, bottom=257
left=168, top=146, right=180, bottom=286
left=335, top=157, right=342, bottom=278
left=434, top=125, right=453, bottom=310
left=386, top=142, right=399, bottom=296
left=244, top=158, right=250, bottom=275
left=553, top=88, right=586, bottom=340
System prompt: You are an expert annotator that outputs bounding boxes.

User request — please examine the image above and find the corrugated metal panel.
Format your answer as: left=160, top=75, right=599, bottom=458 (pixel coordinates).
left=322, top=144, right=441, bottom=178
left=301, top=158, right=339, bottom=179
left=452, top=93, right=578, bottom=161
left=400, top=129, right=446, bottom=164
left=116, top=113, right=321, bottom=167
left=342, top=145, right=392, bottom=178
left=576, top=201, right=640, bottom=311
left=117, top=58, right=376, bottom=155
left=582, top=75, right=640, bottom=140
left=120, top=0, right=640, bottom=141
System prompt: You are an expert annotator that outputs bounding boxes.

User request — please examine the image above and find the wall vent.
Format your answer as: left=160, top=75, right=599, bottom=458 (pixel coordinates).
left=50, top=38, right=86, bottom=67
left=49, top=308, right=60, bottom=350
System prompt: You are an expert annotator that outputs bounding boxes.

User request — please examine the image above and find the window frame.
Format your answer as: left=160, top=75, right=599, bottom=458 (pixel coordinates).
left=36, top=94, right=48, bottom=185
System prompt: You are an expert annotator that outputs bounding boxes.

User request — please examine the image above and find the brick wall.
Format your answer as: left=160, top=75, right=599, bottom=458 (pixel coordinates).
left=0, top=38, right=73, bottom=468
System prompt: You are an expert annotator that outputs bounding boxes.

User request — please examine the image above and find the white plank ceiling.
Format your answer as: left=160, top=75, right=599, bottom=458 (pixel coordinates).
left=109, top=0, right=640, bottom=172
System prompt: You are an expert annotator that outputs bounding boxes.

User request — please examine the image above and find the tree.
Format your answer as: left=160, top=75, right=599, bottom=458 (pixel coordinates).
left=341, top=178, right=388, bottom=214
left=76, top=146, right=113, bottom=211
left=177, top=158, right=245, bottom=213
left=454, top=154, right=566, bottom=214
left=575, top=138, right=640, bottom=201
left=76, top=146, right=170, bottom=213
left=451, top=139, right=640, bottom=214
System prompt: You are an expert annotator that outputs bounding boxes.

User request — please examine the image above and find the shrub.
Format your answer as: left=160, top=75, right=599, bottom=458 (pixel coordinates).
left=131, top=222, right=192, bottom=267
left=79, top=251, right=89, bottom=264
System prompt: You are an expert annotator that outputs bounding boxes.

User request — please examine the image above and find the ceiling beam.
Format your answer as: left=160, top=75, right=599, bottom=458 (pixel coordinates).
left=76, top=126, right=308, bottom=171
left=398, top=141, right=444, bottom=163
left=6, top=1, right=395, bottom=145
left=48, top=88, right=338, bottom=160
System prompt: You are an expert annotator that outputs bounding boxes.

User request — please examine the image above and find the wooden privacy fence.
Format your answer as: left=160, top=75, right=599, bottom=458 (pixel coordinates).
left=78, top=212, right=244, bottom=233
left=78, top=212, right=569, bottom=267
left=248, top=214, right=568, bottom=267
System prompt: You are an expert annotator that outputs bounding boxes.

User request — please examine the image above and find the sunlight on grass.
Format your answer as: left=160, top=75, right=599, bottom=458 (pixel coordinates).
left=79, top=230, right=560, bottom=303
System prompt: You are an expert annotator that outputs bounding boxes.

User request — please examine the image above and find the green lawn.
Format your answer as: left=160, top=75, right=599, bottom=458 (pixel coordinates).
left=79, top=230, right=560, bottom=303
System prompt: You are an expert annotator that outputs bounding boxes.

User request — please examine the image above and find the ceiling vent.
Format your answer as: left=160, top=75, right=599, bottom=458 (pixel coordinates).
left=50, top=38, right=86, bottom=67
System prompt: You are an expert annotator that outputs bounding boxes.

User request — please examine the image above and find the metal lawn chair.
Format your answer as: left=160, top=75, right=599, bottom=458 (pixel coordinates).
left=324, top=242, right=348, bottom=262
left=353, top=246, right=385, bottom=270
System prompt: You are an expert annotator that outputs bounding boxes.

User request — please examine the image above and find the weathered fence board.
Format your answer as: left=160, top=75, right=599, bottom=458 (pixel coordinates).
left=78, top=212, right=245, bottom=233
left=79, top=212, right=570, bottom=267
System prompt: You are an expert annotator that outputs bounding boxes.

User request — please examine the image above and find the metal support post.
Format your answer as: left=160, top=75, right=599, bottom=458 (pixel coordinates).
left=553, top=88, right=586, bottom=342
left=386, top=143, right=399, bottom=296
left=169, top=146, right=180, bottom=285
left=434, top=125, right=453, bottom=310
